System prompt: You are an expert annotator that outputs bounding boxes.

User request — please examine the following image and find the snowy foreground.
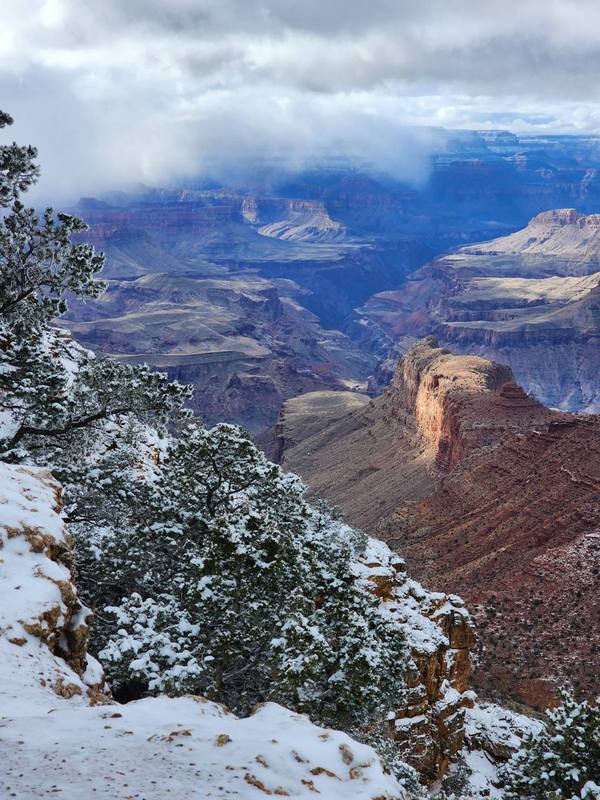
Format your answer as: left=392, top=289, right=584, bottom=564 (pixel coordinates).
left=0, top=463, right=406, bottom=799
left=2, top=697, right=405, bottom=800
left=0, top=462, right=547, bottom=799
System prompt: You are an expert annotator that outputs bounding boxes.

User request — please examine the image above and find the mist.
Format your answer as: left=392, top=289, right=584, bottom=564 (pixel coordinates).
left=4, top=0, right=600, bottom=203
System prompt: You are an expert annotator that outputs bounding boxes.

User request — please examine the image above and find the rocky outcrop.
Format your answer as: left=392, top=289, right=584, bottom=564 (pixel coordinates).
left=360, top=210, right=600, bottom=412
left=257, top=199, right=349, bottom=242
left=358, top=538, right=476, bottom=780
left=0, top=463, right=110, bottom=713
left=384, top=412, right=600, bottom=709
left=276, top=339, right=553, bottom=529
left=276, top=340, right=600, bottom=708
left=386, top=337, right=518, bottom=469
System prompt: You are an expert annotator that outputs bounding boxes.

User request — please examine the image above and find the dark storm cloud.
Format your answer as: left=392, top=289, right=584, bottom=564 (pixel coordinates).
left=2, top=0, right=600, bottom=201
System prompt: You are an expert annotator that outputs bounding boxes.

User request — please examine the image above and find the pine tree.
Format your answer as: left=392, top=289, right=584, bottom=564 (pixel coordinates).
left=499, top=690, right=600, bottom=800
left=91, top=420, right=408, bottom=728
left=0, top=110, right=190, bottom=469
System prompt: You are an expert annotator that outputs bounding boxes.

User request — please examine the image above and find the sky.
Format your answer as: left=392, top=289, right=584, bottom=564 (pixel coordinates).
left=3, top=0, right=600, bottom=201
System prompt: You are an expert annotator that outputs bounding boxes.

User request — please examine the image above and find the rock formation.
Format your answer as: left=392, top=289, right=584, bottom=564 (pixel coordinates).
left=276, top=339, right=600, bottom=709
left=358, top=538, right=476, bottom=779
left=361, top=209, right=600, bottom=412
left=63, top=272, right=374, bottom=433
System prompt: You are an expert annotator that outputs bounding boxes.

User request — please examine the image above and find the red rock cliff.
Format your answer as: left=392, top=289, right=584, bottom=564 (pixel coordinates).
left=387, top=337, right=547, bottom=469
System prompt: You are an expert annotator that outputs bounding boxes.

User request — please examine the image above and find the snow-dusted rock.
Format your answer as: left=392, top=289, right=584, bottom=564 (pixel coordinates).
left=447, top=702, right=546, bottom=798
left=0, top=463, right=109, bottom=715
left=357, top=537, right=476, bottom=779
left=464, top=702, right=544, bottom=761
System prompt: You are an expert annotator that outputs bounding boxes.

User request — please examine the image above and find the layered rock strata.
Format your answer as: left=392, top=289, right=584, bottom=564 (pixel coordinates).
left=276, top=339, right=600, bottom=707
left=361, top=209, right=600, bottom=412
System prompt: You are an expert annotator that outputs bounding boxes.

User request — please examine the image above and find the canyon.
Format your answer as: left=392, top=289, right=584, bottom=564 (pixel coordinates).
left=361, top=209, right=600, bottom=412
left=64, top=131, right=600, bottom=432
left=273, top=339, right=600, bottom=710
left=65, top=271, right=373, bottom=432
left=57, top=136, right=600, bottom=716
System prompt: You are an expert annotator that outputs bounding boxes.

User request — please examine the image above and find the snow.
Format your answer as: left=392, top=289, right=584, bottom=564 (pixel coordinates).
left=455, top=703, right=547, bottom=798
left=0, top=462, right=406, bottom=800
left=356, top=538, right=454, bottom=657
left=582, top=782, right=600, bottom=799
left=465, top=702, right=544, bottom=752
left=462, top=747, right=505, bottom=799
left=0, top=463, right=551, bottom=800
left=1, top=697, right=406, bottom=799
left=394, top=714, right=427, bottom=731
left=0, top=464, right=94, bottom=716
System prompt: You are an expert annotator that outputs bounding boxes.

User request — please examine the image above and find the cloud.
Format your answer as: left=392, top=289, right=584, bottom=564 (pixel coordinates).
left=2, top=0, right=600, bottom=201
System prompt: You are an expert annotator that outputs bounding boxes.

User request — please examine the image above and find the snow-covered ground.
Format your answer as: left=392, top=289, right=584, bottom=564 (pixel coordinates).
left=0, top=462, right=405, bottom=799
left=452, top=703, right=545, bottom=799
left=2, top=697, right=405, bottom=799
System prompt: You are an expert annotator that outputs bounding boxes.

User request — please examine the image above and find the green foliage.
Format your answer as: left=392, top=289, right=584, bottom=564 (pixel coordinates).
left=80, top=420, right=408, bottom=728
left=499, top=690, right=600, bottom=800
left=431, top=755, right=473, bottom=799
left=352, top=725, right=427, bottom=798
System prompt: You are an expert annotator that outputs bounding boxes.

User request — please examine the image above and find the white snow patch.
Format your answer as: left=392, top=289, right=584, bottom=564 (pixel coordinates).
left=1, top=698, right=406, bottom=799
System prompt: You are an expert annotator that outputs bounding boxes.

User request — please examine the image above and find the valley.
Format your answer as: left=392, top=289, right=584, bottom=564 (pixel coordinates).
left=64, top=130, right=600, bottom=433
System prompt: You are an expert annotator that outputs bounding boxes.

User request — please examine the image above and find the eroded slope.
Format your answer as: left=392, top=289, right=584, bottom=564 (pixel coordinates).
left=277, top=340, right=600, bottom=707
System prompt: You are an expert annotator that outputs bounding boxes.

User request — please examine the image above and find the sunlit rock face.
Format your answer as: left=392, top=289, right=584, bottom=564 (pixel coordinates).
left=275, top=340, right=600, bottom=709
left=361, top=209, right=600, bottom=413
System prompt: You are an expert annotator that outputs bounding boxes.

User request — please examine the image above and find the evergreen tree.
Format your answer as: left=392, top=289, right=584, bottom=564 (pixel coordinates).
left=0, top=110, right=190, bottom=469
left=90, top=420, right=408, bottom=728
left=499, top=690, right=600, bottom=800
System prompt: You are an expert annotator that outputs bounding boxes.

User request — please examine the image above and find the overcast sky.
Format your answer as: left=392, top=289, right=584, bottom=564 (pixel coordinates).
left=3, top=0, right=600, bottom=201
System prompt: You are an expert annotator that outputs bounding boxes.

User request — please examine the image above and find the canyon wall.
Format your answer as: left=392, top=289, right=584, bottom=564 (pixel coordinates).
left=277, top=340, right=600, bottom=709
left=361, top=209, right=600, bottom=413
